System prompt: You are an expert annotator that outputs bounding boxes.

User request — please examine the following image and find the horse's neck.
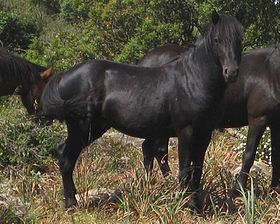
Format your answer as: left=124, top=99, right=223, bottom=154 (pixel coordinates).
left=194, top=40, right=219, bottom=70
left=178, top=39, right=225, bottom=106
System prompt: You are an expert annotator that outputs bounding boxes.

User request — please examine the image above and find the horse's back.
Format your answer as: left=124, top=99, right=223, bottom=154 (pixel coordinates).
left=138, top=45, right=186, bottom=67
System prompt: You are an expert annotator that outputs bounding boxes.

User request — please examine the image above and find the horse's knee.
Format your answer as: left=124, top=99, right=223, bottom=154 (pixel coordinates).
left=52, top=142, right=66, bottom=159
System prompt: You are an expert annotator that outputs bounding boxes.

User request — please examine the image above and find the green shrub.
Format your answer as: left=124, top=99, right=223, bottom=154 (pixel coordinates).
left=235, top=127, right=271, bottom=164
left=0, top=10, right=38, bottom=51
left=0, top=97, right=66, bottom=170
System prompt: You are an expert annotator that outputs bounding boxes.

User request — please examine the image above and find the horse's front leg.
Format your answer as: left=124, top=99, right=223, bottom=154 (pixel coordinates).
left=189, top=129, right=212, bottom=211
left=177, top=126, right=194, bottom=190
left=59, top=120, right=88, bottom=208
left=232, top=116, right=266, bottom=196
left=270, top=124, right=280, bottom=192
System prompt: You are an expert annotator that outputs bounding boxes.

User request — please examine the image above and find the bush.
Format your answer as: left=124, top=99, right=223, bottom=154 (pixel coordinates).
left=0, top=97, right=66, bottom=170
left=25, top=0, right=199, bottom=70
left=235, top=127, right=271, bottom=164
left=0, top=10, right=38, bottom=51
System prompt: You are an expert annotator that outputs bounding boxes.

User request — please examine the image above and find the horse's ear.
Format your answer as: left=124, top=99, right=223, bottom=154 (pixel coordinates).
left=212, top=10, right=220, bottom=25
left=40, top=68, right=52, bottom=79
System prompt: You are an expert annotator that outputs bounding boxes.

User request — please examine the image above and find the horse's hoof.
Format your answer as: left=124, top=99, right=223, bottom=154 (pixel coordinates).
left=225, top=198, right=237, bottom=214
left=183, top=196, right=203, bottom=214
left=231, top=187, right=242, bottom=198
left=270, top=186, right=280, bottom=196
left=65, top=198, right=78, bottom=208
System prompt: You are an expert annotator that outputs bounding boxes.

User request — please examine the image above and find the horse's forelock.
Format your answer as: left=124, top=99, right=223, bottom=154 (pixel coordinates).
left=214, top=15, right=244, bottom=43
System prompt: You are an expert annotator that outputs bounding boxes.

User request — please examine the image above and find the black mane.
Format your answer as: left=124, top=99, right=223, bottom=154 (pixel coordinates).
left=0, top=48, right=46, bottom=83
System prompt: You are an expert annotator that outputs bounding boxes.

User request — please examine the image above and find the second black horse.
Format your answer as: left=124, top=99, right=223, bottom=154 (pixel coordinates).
left=137, top=44, right=280, bottom=195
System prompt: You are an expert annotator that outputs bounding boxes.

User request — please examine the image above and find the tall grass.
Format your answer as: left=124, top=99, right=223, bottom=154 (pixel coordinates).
left=0, top=99, right=278, bottom=223
left=238, top=178, right=255, bottom=224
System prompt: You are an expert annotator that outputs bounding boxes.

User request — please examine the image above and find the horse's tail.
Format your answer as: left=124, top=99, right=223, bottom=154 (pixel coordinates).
left=40, top=74, right=92, bottom=122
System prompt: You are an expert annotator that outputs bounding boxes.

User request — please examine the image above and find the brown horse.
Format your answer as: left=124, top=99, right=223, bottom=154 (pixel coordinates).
left=137, top=44, right=280, bottom=195
left=0, top=48, right=52, bottom=114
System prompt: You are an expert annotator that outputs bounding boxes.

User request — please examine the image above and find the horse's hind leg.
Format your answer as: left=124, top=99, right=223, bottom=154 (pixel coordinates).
left=142, top=139, right=155, bottom=177
left=232, top=116, right=266, bottom=195
left=60, top=119, right=110, bottom=208
left=270, top=124, right=280, bottom=192
left=188, top=129, right=212, bottom=212
left=59, top=119, right=88, bottom=208
left=53, top=120, right=109, bottom=159
left=154, top=138, right=170, bottom=177
left=142, top=138, right=170, bottom=177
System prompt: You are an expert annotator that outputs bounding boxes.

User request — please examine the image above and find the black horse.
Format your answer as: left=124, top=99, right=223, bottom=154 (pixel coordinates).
left=137, top=44, right=280, bottom=195
left=0, top=48, right=53, bottom=114
left=40, top=11, right=243, bottom=209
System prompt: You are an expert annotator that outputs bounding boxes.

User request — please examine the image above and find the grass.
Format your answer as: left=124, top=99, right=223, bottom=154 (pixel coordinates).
left=0, top=97, right=280, bottom=223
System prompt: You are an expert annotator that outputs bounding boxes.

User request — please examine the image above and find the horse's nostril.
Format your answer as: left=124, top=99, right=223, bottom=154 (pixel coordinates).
left=224, top=68, right=228, bottom=74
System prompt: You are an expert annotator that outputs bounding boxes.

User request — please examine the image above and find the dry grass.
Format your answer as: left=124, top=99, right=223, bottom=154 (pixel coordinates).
left=0, top=129, right=280, bottom=223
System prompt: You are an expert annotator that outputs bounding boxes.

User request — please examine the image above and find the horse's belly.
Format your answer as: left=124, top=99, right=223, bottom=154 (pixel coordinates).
left=101, top=94, right=172, bottom=138
left=217, top=103, right=248, bottom=128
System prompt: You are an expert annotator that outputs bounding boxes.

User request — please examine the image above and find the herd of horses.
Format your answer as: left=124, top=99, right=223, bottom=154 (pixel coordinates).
left=1, top=10, right=280, bottom=212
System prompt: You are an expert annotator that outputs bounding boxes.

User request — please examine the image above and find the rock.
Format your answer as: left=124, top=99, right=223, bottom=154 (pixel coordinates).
left=76, top=188, right=122, bottom=208
left=231, top=161, right=270, bottom=178
left=231, top=161, right=270, bottom=196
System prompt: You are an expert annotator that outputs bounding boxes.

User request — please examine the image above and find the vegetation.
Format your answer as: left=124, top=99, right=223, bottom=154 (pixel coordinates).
left=0, top=0, right=279, bottom=223
left=1, top=0, right=279, bottom=69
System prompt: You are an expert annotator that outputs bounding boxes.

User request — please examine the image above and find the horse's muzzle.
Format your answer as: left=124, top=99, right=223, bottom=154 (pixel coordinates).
left=223, top=66, right=239, bottom=83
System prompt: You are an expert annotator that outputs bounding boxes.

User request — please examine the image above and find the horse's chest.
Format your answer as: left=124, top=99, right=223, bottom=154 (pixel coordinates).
left=169, top=95, right=206, bottom=127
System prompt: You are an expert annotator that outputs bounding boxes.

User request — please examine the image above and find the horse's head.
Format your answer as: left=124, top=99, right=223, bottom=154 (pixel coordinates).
left=21, top=68, right=53, bottom=115
left=209, top=10, right=244, bottom=83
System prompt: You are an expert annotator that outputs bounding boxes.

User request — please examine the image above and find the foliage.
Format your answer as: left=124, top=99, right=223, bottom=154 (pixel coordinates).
left=1, top=0, right=275, bottom=70
left=0, top=97, right=66, bottom=170
left=217, top=0, right=280, bottom=49
left=0, top=0, right=54, bottom=52
left=25, top=19, right=85, bottom=71
left=235, top=127, right=271, bottom=164
left=238, top=178, right=255, bottom=224
left=0, top=10, right=38, bottom=51
left=59, top=0, right=93, bottom=21
left=25, top=0, right=200, bottom=70
left=30, top=0, right=60, bottom=14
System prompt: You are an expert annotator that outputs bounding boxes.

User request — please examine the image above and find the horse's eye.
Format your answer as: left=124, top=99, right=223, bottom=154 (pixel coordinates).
left=214, top=38, right=219, bottom=43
